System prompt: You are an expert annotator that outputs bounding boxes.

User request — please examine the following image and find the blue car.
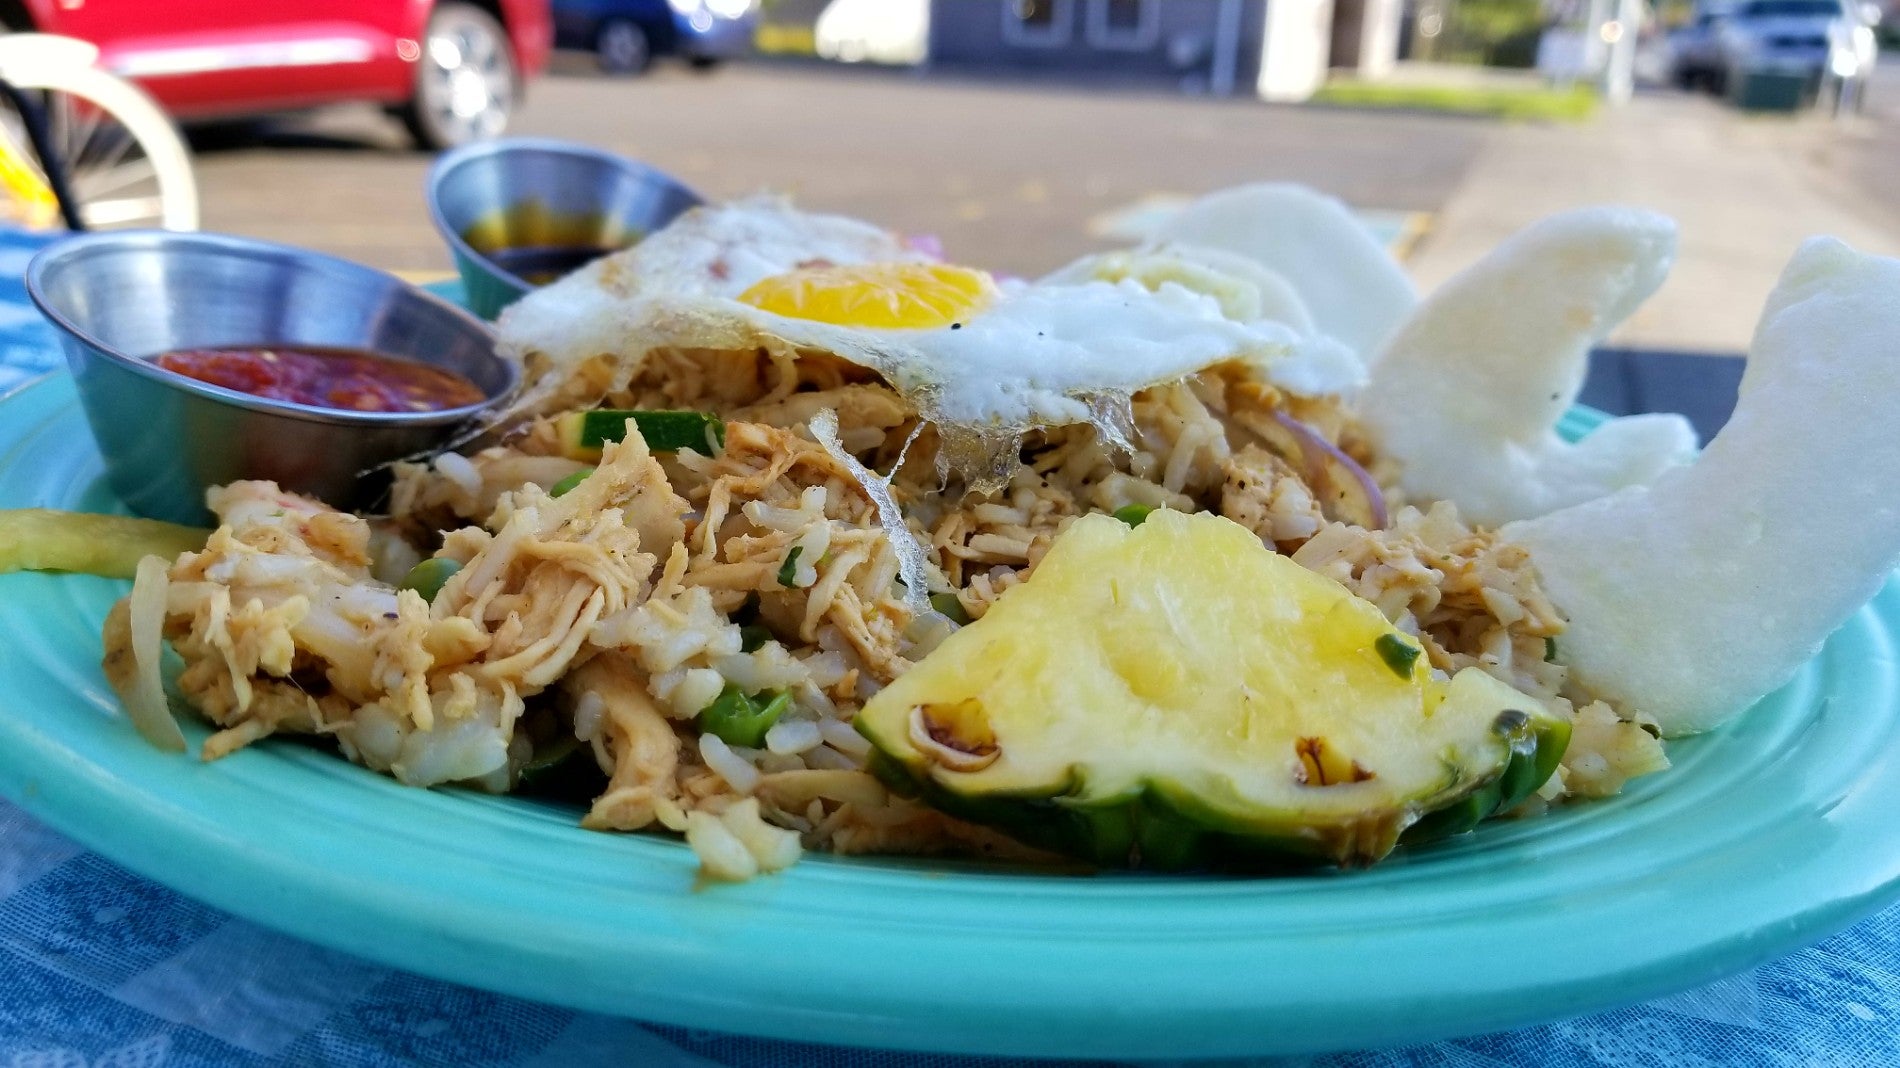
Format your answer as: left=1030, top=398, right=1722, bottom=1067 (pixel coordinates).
left=552, top=0, right=757, bottom=74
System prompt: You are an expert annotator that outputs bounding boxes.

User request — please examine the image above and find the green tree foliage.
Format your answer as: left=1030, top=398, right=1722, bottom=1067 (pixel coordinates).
left=1428, top=0, right=1550, bottom=67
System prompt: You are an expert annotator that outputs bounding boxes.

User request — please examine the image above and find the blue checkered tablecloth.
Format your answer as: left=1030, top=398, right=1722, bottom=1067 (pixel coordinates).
left=2, top=227, right=1899, bottom=1067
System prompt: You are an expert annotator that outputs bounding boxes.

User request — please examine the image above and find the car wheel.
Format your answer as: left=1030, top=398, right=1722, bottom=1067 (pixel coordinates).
left=400, top=1, right=518, bottom=151
left=688, top=56, right=722, bottom=71
left=596, top=18, right=651, bottom=75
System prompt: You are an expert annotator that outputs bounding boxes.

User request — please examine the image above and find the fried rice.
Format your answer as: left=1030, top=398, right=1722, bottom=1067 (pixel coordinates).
left=107, top=329, right=1669, bottom=878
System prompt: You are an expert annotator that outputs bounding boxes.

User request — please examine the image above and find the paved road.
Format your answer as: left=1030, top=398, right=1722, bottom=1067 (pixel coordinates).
left=188, top=61, right=1487, bottom=277
left=187, top=59, right=1900, bottom=352
left=1820, top=62, right=1900, bottom=240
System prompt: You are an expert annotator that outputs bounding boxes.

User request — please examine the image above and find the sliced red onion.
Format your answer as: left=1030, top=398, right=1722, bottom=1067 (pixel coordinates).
left=1268, top=410, right=1390, bottom=530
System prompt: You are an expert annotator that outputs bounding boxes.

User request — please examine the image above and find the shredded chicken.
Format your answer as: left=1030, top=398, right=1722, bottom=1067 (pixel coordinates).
left=569, top=656, right=682, bottom=832
left=103, top=367, right=1642, bottom=879
left=104, top=428, right=684, bottom=789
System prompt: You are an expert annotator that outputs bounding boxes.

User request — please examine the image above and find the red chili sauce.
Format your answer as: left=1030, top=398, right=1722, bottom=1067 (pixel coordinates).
left=154, top=345, right=486, bottom=413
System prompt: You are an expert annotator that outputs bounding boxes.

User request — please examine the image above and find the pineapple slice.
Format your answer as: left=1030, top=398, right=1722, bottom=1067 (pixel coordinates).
left=857, top=511, right=1568, bottom=868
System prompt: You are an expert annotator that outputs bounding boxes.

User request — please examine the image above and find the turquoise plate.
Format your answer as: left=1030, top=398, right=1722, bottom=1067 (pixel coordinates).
left=3, top=371, right=1900, bottom=1059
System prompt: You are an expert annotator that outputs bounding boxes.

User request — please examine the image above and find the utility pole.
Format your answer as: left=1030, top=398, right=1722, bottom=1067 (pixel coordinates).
left=1600, top=0, right=1642, bottom=102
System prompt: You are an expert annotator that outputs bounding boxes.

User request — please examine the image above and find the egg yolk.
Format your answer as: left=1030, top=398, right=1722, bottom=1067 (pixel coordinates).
left=738, top=262, right=994, bottom=331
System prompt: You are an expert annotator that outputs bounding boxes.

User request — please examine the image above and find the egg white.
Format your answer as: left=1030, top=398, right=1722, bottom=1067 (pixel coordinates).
left=497, top=196, right=1364, bottom=451
left=498, top=195, right=929, bottom=377
left=662, top=275, right=1307, bottom=430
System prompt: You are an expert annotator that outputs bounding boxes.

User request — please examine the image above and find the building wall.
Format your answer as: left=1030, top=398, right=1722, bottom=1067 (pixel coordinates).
left=1257, top=0, right=1334, bottom=98
left=1328, top=0, right=1402, bottom=75
left=927, top=0, right=1268, bottom=94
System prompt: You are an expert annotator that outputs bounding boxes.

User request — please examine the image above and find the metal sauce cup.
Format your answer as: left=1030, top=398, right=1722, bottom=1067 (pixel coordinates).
left=27, top=230, right=518, bottom=526
left=428, top=137, right=704, bottom=319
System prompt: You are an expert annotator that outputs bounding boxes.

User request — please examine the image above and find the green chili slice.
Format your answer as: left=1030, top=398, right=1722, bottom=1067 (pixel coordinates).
left=1112, top=504, right=1155, bottom=527
left=698, top=684, right=790, bottom=748
left=778, top=545, right=804, bottom=588
left=1374, top=633, right=1421, bottom=679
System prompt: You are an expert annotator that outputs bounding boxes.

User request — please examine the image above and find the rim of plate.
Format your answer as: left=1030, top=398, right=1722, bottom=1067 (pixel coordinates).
left=3, top=372, right=1899, bottom=1059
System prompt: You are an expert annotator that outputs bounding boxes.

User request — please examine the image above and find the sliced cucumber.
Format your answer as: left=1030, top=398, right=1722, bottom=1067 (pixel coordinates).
left=555, top=409, right=725, bottom=461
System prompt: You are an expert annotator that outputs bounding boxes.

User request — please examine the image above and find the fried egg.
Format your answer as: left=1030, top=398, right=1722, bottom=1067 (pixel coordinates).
left=719, top=258, right=1315, bottom=430
left=1042, top=242, right=1362, bottom=399
left=500, top=197, right=1362, bottom=461
left=498, top=195, right=930, bottom=383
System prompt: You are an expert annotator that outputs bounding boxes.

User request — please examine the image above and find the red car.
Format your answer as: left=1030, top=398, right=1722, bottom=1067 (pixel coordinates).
left=0, top=0, right=552, bottom=149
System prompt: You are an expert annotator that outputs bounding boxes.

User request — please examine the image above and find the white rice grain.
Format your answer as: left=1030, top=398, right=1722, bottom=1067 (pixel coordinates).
left=804, top=744, right=860, bottom=771
left=765, top=719, right=824, bottom=755
left=699, top=733, right=761, bottom=793
left=720, top=798, right=803, bottom=872
left=673, top=667, right=726, bottom=719
left=572, top=691, right=605, bottom=743
left=819, top=718, right=871, bottom=757
left=653, top=796, right=690, bottom=832
left=686, top=810, right=758, bottom=881
left=758, top=751, right=809, bottom=773
left=799, top=650, right=850, bottom=688
left=433, top=452, right=482, bottom=497
left=714, top=645, right=807, bottom=693
left=796, top=680, right=838, bottom=719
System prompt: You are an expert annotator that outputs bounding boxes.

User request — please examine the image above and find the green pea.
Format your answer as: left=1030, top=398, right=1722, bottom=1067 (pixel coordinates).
left=399, top=557, right=463, bottom=602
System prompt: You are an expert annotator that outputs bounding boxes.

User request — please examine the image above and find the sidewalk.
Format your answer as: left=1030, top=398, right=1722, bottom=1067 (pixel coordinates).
left=1406, top=83, right=1900, bottom=352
